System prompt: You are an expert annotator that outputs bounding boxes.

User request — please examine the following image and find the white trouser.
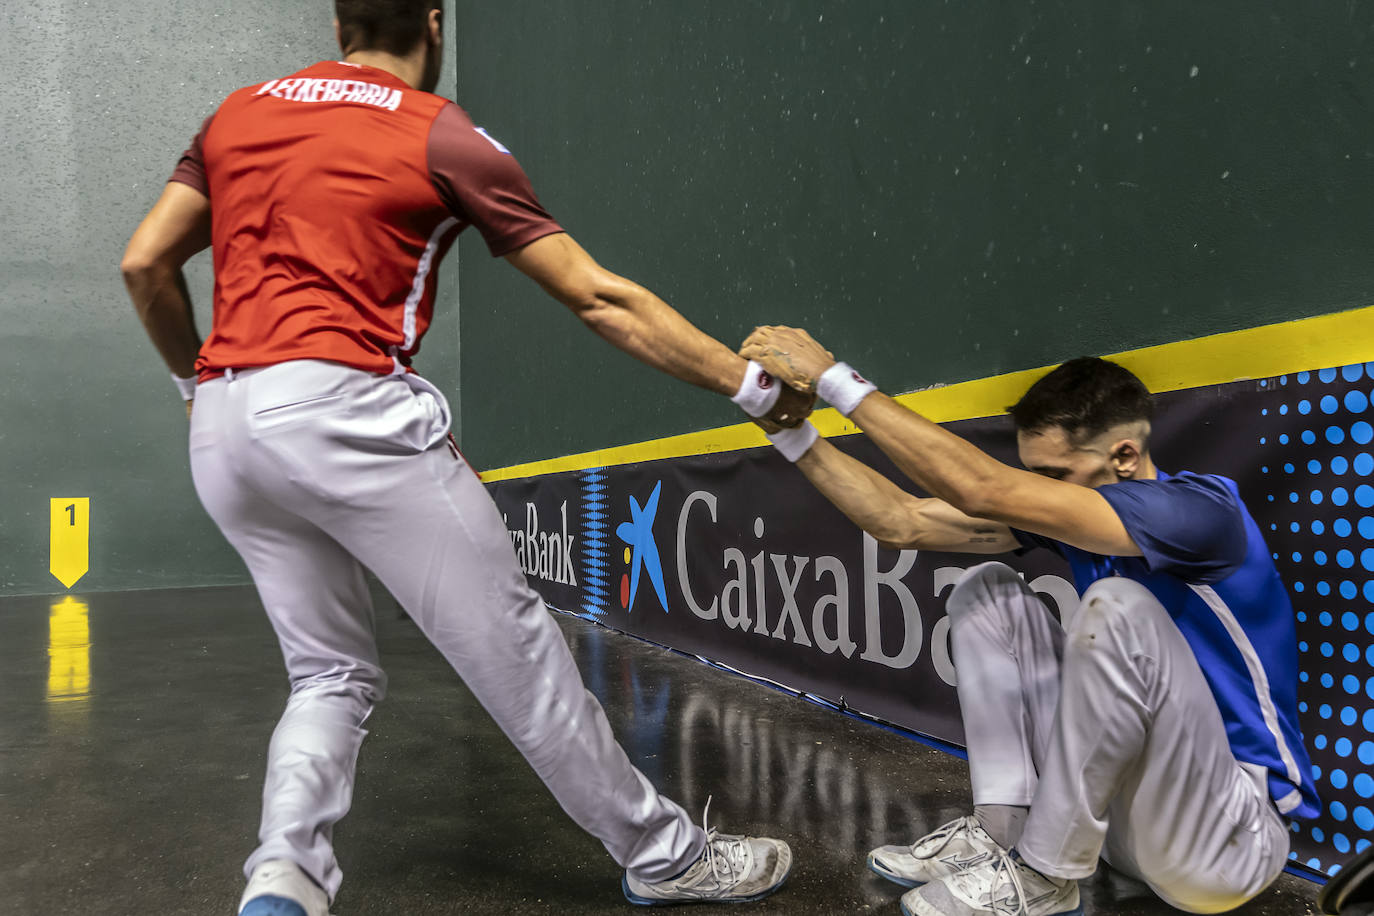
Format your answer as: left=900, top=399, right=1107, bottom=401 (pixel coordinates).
left=188, top=360, right=703, bottom=900
left=947, top=562, right=1290, bottom=915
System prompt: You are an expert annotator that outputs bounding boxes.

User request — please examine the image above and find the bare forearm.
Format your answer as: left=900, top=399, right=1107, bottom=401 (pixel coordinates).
left=579, top=280, right=745, bottom=395
left=796, top=438, right=925, bottom=544
left=849, top=393, right=1011, bottom=518
left=795, top=434, right=1017, bottom=551
left=124, top=265, right=202, bottom=378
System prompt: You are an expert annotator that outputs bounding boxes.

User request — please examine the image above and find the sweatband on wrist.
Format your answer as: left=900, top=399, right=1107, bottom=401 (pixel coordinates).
left=730, top=360, right=782, bottom=418
left=172, top=373, right=197, bottom=401
left=818, top=362, right=877, bottom=416
left=766, top=420, right=819, bottom=463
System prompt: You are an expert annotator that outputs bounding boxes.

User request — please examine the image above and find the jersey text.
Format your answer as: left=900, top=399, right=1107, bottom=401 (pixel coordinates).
left=255, top=78, right=403, bottom=112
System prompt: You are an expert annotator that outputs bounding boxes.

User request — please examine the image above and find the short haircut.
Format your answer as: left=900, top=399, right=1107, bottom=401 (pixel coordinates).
left=335, top=0, right=442, bottom=56
left=1008, top=356, right=1154, bottom=443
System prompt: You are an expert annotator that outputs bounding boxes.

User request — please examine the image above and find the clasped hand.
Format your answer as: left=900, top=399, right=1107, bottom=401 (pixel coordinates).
left=740, top=325, right=836, bottom=433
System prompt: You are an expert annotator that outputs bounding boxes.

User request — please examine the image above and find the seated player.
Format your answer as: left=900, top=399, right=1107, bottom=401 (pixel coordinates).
left=739, top=326, right=1316, bottom=916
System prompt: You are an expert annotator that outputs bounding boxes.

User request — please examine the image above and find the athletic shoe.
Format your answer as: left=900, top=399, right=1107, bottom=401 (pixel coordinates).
left=622, top=797, right=792, bottom=905
left=900, top=850, right=1082, bottom=916
left=868, top=815, right=1003, bottom=888
left=238, top=860, right=331, bottom=916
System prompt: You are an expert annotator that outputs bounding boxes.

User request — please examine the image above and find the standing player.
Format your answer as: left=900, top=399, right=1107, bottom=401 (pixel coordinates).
left=740, top=326, right=1314, bottom=916
left=120, top=3, right=804, bottom=914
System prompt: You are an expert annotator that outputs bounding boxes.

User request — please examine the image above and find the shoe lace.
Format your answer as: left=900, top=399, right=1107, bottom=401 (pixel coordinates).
left=698, top=795, right=747, bottom=887
left=950, top=849, right=1030, bottom=916
left=913, top=815, right=977, bottom=856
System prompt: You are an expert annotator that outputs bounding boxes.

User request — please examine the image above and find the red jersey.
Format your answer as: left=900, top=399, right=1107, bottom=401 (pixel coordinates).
left=171, top=61, right=563, bottom=380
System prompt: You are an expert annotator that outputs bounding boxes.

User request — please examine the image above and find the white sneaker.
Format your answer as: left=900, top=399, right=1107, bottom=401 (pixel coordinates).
left=238, top=860, right=331, bottom=916
left=622, top=799, right=792, bottom=905
left=900, top=850, right=1082, bottom=916
left=868, top=816, right=1003, bottom=888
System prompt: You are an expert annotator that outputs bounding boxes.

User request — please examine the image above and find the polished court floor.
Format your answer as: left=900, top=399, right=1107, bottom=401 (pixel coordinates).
left=1, top=585, right=1323, bottom=915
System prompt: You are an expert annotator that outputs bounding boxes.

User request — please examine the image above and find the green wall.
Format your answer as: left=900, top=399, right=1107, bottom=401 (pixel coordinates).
left=453, top=1, right=1374, bottom=469
left=0, top=3, right=460, bottom=596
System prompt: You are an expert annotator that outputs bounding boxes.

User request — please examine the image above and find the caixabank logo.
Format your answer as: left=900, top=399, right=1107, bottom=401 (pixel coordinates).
left=614, top=480, right=669, bottom=613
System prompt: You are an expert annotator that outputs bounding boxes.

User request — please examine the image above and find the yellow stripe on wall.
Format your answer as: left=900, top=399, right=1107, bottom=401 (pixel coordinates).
left=481, top=304, right=1374, bottom=482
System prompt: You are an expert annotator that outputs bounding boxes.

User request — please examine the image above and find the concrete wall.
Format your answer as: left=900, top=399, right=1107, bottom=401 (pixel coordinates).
left=0, top=2, right=459, bottom=595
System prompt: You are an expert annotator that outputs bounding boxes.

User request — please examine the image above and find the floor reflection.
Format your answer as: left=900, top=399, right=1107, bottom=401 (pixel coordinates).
left=567, top=616, right=964, bottom=859
left=47, top=595, right=91, bottom=722
left=561, top=613, right=1318, bottom=914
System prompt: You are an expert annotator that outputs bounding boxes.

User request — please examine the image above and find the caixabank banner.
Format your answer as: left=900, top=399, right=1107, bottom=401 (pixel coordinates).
left=493, top=413, right=1076, bottom=745
left=486, top=327, right=1373, bottom=881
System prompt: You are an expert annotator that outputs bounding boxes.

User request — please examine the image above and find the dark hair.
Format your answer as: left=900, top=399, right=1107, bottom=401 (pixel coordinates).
left=1008, top=356, right=1154, bottom=443
left=335, top=0, right=442, bottom=56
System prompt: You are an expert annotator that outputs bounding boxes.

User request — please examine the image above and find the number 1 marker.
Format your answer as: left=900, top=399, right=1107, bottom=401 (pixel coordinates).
left=50, top=498, right=90, bottom=590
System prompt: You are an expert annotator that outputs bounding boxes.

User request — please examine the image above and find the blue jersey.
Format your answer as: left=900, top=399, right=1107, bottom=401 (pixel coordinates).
left=1016, top=470, right=1319, bottom=819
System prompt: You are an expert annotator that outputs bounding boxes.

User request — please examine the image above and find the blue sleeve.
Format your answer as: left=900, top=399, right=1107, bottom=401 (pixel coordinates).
left=1011, top=527, right=1064, bottom=556
left=1097, top=473, right=1248, bottom=584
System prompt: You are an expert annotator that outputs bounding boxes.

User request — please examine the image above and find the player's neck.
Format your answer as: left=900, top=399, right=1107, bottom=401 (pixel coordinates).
left=341, top=49, right=426, bottom=90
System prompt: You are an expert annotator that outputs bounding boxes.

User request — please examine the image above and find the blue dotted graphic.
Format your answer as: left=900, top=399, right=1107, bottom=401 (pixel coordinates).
left=1260, top=364, right=1374, bottom=878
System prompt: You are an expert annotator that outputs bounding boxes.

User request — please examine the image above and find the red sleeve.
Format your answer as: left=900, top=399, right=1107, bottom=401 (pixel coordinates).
left=427, top=104, right=564, bottom=257
left=169, top=114, right=215, bottom=196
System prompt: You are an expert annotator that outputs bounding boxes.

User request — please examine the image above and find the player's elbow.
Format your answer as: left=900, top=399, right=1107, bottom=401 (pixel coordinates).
left=120, top=249, right=156, bottom=285
left=120, top=251, right=158, bottom=310
left=869, top=501, right=933, bottom=551
left=121, top=246, right=177, bottom=319
left=120, top=238, right=171, bottom=285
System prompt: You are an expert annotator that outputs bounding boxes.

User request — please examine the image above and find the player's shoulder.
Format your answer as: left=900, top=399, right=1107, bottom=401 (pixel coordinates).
left=428, top=100, right=481, bottom=135
left=427, top=102, right=519, bottom=159
left=1108, top=469, right=1239, bottom=502
left=1099, top=469, right=1246, bottom=536
left=1158, top=470, right=1244, bottom=512
left=434, top=98, right=474, bottom=120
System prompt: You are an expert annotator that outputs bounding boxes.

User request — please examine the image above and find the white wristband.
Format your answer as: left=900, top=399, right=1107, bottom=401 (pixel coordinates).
left=730, top=360, right=782, bottom=418
left=765, top=420, right=819, bottom=463
left=818, top=362, right=877, bottom=416
left=172, top=373, right=197, bottom=401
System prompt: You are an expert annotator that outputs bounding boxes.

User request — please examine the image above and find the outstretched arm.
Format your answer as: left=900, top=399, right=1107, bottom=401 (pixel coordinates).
left=505, top=233, right=813, bottom=426
left=121, top=181, right=211, bottom=385
left=847, top=393, right=1136, bottom=555
left=742, top=325, right=1140, bottom=557
left=795, top=436, right=1018, bottom=552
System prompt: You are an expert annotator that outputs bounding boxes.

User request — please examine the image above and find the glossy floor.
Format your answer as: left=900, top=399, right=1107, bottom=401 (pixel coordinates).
left=0, top=586, right=1323, bottom=915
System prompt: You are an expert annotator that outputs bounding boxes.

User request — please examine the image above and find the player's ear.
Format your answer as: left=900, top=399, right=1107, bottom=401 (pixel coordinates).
left=428, top=7, right=443, bottom=46
left=1111, top=438, right=1142, bottom=479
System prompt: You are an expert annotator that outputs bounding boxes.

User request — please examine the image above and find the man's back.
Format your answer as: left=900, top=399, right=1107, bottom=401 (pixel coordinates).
left=173, top=61, right=560, bottom=380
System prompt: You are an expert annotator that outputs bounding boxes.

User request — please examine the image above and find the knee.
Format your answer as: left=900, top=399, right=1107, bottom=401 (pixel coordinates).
left=946, top=561, right=1024, bottom=621
left=289, top=665, right=387, bottom=707
left=1070, top=577, right=1167, bottom=642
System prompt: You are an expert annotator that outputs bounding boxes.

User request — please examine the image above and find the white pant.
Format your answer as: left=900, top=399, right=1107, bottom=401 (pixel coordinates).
left=948, top=562, right=1290, bottom=914
left=188, top=360, right=703, bottom=900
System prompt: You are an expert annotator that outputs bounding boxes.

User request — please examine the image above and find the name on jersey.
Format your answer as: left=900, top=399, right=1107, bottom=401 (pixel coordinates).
left=255, top=78, right=403, bottom=111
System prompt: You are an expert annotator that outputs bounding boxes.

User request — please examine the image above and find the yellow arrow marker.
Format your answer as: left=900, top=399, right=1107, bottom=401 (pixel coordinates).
left=50, top=498, right=90, bottom=590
